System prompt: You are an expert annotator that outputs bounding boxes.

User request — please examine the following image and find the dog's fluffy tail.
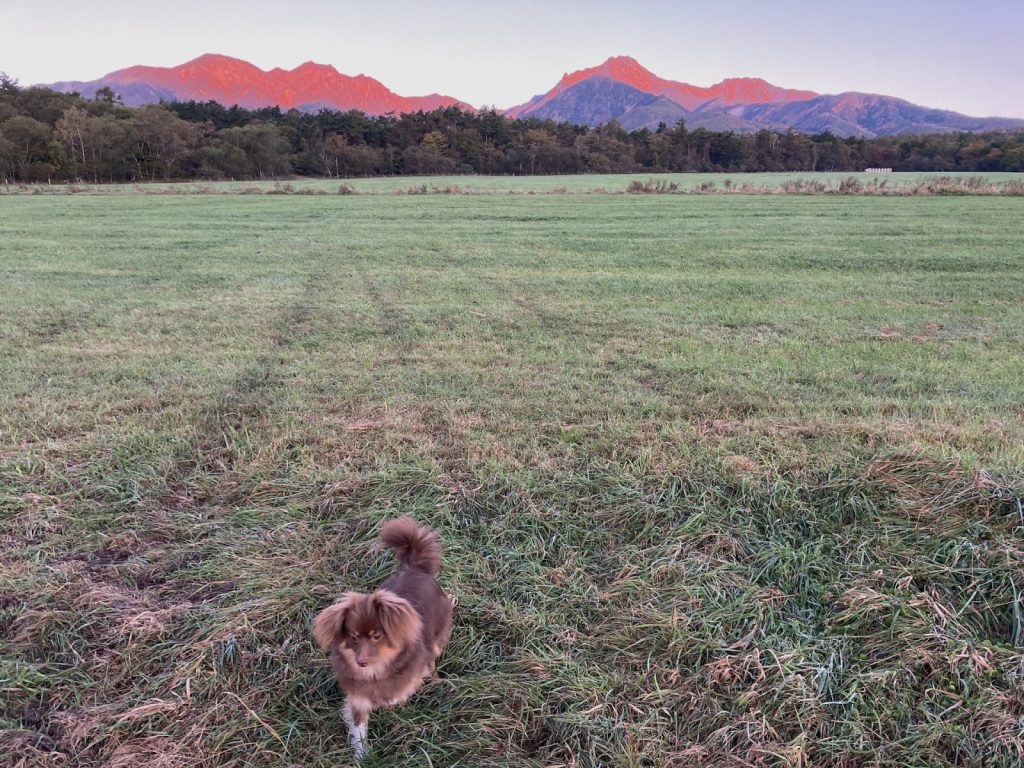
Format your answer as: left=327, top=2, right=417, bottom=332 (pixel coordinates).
left=380, top=517, right=443, bottom=577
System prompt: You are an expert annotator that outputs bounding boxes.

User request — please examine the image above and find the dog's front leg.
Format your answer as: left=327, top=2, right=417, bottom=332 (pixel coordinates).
left=342, top=698, right=370, bottom=759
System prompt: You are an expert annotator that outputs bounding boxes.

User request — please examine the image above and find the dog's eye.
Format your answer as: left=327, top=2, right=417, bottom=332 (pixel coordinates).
left=349, top=633, right=359, bottom=642
left=369, top=631, right=382, bottom=641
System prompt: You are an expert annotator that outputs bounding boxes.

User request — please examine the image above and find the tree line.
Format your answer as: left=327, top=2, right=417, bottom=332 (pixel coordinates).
left=2, top=75, right=1022, bottom=183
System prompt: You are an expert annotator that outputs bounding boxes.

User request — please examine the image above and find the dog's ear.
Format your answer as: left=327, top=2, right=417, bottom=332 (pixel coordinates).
left=313, top=592, right=362, bottom=653
left=371, top=590, right=423, bottom=646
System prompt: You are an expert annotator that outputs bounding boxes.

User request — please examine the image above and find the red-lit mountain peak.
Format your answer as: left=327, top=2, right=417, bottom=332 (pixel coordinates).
left=514, top=56, right=674, bottom=115
left=57, top=54, right=470, bottom=114
left=108, top=54, right=272, bottom=104
left=548, top=56, right=667, bottom=101
left=708, top=77, right=817, bottom=106
left=506, top=57, right=820, bottom=117
left=575, top=55, right=660, bottom=92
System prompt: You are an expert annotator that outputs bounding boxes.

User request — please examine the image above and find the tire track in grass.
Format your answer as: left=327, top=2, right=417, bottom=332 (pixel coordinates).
left=4, top=268, right=345, bottom=765
left=0, top=286, right=328, bottom=768
left=353, top=262, right=481, bottom=489
left=511, top=293, right=588, bottom=338
left=356, top=263, right=415, bottom=370
left=186, top=269, right=330, bottom=487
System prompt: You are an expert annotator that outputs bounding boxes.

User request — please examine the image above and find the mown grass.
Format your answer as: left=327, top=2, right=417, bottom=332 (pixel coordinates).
left=1, top=190, right=1023, bottom=767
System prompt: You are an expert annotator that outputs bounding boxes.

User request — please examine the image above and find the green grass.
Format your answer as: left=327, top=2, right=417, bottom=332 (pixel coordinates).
left=1, top=189, right=1023, bottom=767
left=2, top=170, right=1021, bottom=196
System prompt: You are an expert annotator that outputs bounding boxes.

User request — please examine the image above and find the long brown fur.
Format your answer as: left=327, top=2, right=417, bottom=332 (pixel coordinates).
left=314, top=517, right=453, bottom=758
left=379, top=516, right=443, bottom=577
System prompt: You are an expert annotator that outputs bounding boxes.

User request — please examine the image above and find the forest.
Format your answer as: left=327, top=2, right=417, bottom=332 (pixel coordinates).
left=1, top=76, right=1022, bottom=182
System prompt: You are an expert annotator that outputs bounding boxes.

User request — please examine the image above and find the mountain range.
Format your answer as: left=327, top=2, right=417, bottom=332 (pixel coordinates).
left=48, top=53, right=469, bottom=115
left=45, top=54, right=1024, bottom=138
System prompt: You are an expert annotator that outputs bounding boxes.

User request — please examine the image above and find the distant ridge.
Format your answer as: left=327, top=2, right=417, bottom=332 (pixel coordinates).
left=696, top=92, right=1024, bottom=138
left=47, top=53, right=470, bottom=115
left=509, top=56, right=1024, bottom=136
left=504, top=55, right=816, bottom=118
left=42, top=53, right=1024, bottom=136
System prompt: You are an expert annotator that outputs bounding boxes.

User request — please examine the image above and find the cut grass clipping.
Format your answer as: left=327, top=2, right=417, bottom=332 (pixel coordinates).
left=2, top=183, right=1023, bottom=767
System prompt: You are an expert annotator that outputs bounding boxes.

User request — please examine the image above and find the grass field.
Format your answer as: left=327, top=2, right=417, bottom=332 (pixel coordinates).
left=2, top=170, right=1022, bottom=196
left=2, top=187, right=1023, bottom=767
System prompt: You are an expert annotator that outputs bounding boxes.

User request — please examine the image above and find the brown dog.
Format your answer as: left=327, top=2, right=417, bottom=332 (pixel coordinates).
left=313, top=517, right=453, bottom=758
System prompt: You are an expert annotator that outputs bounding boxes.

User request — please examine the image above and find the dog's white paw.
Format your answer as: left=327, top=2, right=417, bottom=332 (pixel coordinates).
left=349, top=722, right=369, bottom=759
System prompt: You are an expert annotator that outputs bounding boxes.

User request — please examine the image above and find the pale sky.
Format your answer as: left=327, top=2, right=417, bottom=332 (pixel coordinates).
left=3, top=0, right=1022, bottom=117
